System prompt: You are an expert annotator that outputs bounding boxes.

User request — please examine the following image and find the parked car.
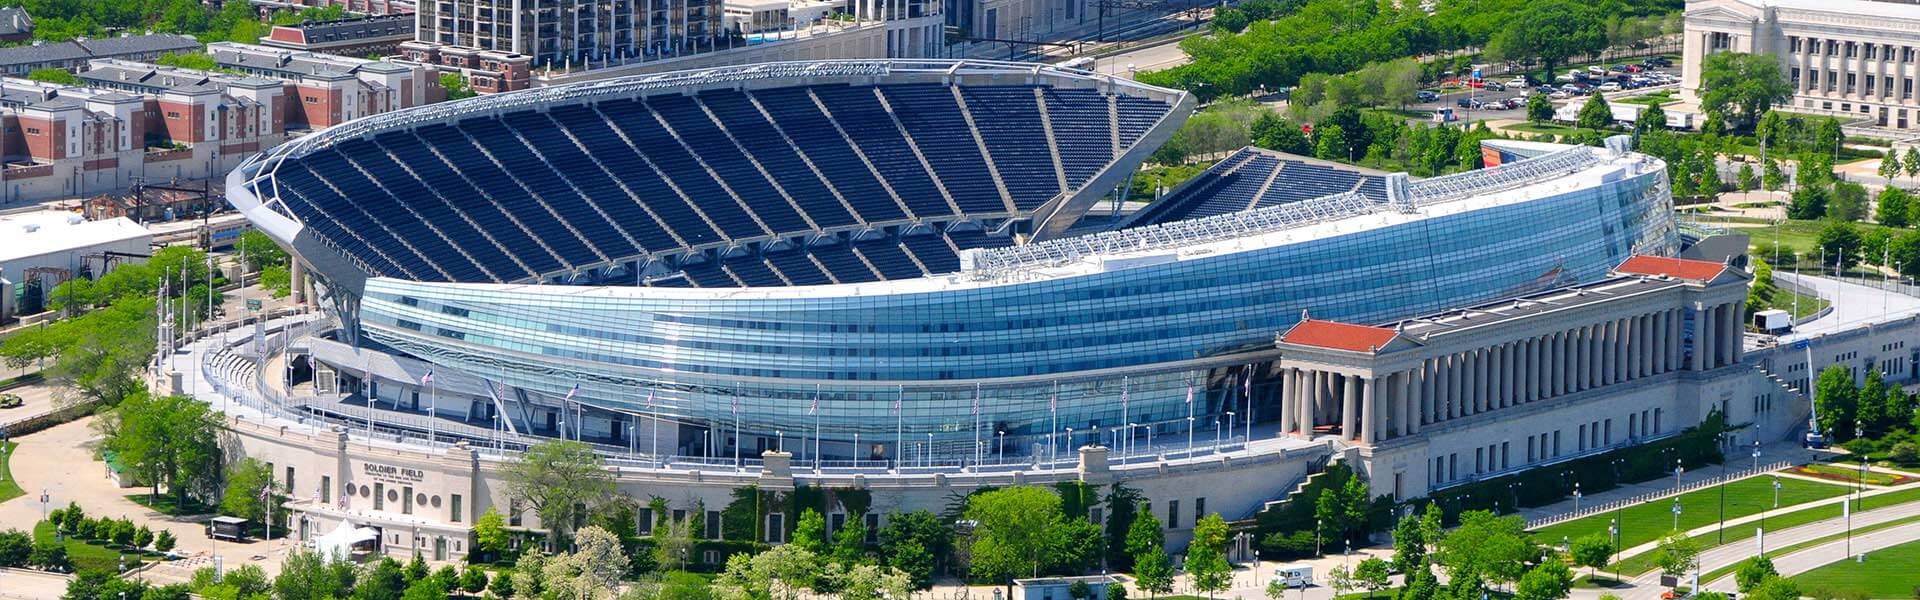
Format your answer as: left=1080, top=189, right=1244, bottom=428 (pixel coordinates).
left=1587, top=65, right=1608, bottom=75
left=1646, top=56, right=1673, bottom=67
left=1484, top=81, right=1506, bottom=92
left=1598, top=82, right=1622, bottom=92
left=1506, top=77, right=1529, bottom=89
left=1550, top=90, right=1573, bottom=99
left=1508, top=97, right=1529, bottom=109
left=1416, top=90, right=1440, bottom=102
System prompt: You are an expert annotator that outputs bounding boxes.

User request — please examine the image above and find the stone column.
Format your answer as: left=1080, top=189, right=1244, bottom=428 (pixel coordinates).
left=1279, top=368, right=1296, bottom=434
left=1402, top=369, right=1418, bottom=436
left=1727, top=302, right=1744, bottom=365
left=1420, top=359, right=1435, bottom=427
left=1342, top=373, right=1359, bottom=440
left=1697, top=305, right=1713, bottom=371
left=1302, top=369, right=1318, bottom=437
left=1360, top=375, right=1378, bottom=444
left=290, top=258, right=308, bottom=305
left=1614, top=318, right=1629, bottom=384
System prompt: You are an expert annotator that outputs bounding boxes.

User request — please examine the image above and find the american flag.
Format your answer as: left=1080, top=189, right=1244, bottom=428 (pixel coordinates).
left=1050, top=393, right=1057, bottom=413
left=732, top=395, right=739, bottom=416
left=419, top=369, right=433, bottom=385
left=1185, top=382, right=1194, bottom=405
left=258, top=484, right=272, bottom=502
left=808, top=393, right=818, bottom=416
left=645, top=389, right=656, bottom=408
left=565, top=383, right=579, bottom=400
left=971, top=388, right=980, bottom=416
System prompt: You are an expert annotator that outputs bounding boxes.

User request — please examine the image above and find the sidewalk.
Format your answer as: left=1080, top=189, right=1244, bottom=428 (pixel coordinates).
left=1518, top=441, right=1826, bottom=527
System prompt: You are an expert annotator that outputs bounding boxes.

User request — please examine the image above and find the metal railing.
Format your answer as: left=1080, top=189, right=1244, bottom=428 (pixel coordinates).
left=1524, top=459, right=1792, bottom=530
left=966, top=145, right=1606, bottom=280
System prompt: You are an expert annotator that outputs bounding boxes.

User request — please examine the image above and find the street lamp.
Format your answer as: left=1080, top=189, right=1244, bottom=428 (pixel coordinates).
left=1315, top=518, right=1322, bottom=556
left=1671, top=498, right=1682, bottom=531
left=1675, top=459, right=1685, bottom=490
left=1573, top=482, right=1582, bottom=513
left=1609, top=518, right=1620, bottom=583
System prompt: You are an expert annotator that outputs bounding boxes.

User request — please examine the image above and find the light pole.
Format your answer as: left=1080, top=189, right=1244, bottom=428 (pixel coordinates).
left=1609, top=518, right=1620, bottom=583
left=996, top=430, right=1004, bottom=464
left=1573, top=482, right=1582, bottom=512
left=1718, top=434, right=1729, bottom=544
left=1675, top=459, right=1685, bottom=490
left=1671, top=498, right=1682, bottom=531
left=1226, top=411, right=1236, bottom=445
left=1315, top=518, right=1322, bottom=556
left=1752, top=440, right=1761, bottom=472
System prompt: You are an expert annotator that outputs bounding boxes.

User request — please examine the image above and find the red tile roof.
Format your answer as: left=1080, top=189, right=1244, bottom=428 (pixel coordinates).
left=1282, top=319, right=1399, bottom=353
left=1614, top=255, right=1727, bottom=281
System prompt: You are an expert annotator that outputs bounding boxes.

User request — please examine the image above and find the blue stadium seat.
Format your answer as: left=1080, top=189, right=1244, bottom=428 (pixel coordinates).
left=810, top=85, right=952, bottom=218
left=765, top=251, right=834, bottom=285
left=412, top=123, right=602, bottom=267
left=807, top=242, right=882, bottom=283
left=456, top=117, right=638, bottom=260
left=501, top=110, right=681, bottom=253
left=724, top=257, right=786, bottom=286
left=601, top=97, right=770, bottom=240
left=351, top=134, right=530, bottom=280
left=316, top=140, right=488, bottom=281
left=879, top=84, right=1006, bottom=214
left=373, top=129, right=567, bottom=274
left=696, top=92, right=860, bottom=229
left=549, top=103, right=723, bottom=246
left=854, top=241, right=923, bottom=279
left=960, top=86, right=1062, bottom=210
left=751, top=87, right=909, bottom=223
left=647, top=94, right=812, bottom=234
left=900, top=233, right=960, bottom=274
left=1043, top=88, right=1115, bottom=187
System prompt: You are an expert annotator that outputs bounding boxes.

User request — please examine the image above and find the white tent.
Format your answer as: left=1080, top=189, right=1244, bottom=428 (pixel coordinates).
left=313, top=520, right=379, bottom=561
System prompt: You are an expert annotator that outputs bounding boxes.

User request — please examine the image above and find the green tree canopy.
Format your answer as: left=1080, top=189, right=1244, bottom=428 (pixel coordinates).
left=109, top=390, right=222, bottom=507
left=1187, top=514, right=1234, bottom=599
left=964, top=486, right=1065, bottom=583
left=1699, top=52, right=1793, bottom=131
left=1489, top=0, right=1606, bottom=82
left=503, top=440, right=615, bottom=544
left=1577, top=94, right=1614, bottom=131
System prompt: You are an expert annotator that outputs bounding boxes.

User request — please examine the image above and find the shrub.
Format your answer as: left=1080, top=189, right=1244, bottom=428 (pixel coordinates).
left=1890, top=442, right=1919, bottom=465
left=0, top=529, right=31, bottom=567
left=30, top=539, right=69, bottom=571
left=154, top=531, right=176, bottom=553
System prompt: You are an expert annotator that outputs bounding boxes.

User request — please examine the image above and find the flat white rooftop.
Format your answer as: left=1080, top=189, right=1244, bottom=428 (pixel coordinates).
left=0, top=210, right=150, bottom=264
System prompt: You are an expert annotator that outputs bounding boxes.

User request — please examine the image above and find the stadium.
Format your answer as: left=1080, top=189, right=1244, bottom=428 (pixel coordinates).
left=223, top=59, right=1681, bottom=467
left=195, top=58, right=1822, bottom=557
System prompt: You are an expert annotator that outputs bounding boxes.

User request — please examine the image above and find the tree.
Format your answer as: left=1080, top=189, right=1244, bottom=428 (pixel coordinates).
left=878, top=510, right=950, bottom=589
left=1314, top=124, right=1348, bottom=161
left=27, top=67, right=80, bottom=85
left=652, top=517, right=694, bottom=573
left=154, top=531, right=175, bottom=554
left=1860, top=369, right=1890, bottom=434
left=1698, top=52, right=1793, bottom=130
left=459, top=565, right=490, bottom=594
left=833, top=563, right=912, bottom=600
left=1830, top=181, right=1869, bottom=221
left=1103, top=483, right=1144, bottom=571
left=221, top=457, right=280, bottom=526
left=406, top=554, right=429, bottom=582
left=1570, top=534, right=1613, bottom=580
left=1878, top=187, right=1913, bottom=228
left=504, top=440, right=615, bottom=544
left=1788, top=183, right=1831, bottom=220
left=965, top=486, right=1066, bottom=582
left=543, top=526, right=629, bottom=600
left=884, top=539, right=933, bottom=591
left=400, top=574, right=448, bottom=600
left=1353, top=556, right=1391, bottom=598
left=235, top=230, right=290, bottom=272
left=1763, top=159, right=1786, bottom=191
left=1653, top=533, right=1700, bottom=582
left=1527, top=94, right=1554, bottom=125
left=830, top=519, right=870, bottom=567
left=1325, top=564, right=1356, bottom=599
left=1817, top=220, right=1864, bottom=271
left=1639, top=103, right=1668, bottom=134
left=1577, top=94, right=1615, bottom=131
left=792, top=508, right=829, bottom=555
left=1434, top=511, right=1532, bottom=586
left=274, top=550, right=357, bottom=600
left=1251, top=112, right=1312, bottom=155
left=1187, top=514, right=1233, bottom=599
left=1736, top=164, right=1756, bottom=193
left=1515, top=561, right=1574, bottom=600
left=1390, top=511, right=1426, bottom=574
left=1314, top=470, right=1371, bottom=547
left=30, top=538, right=68, bottom=571
left=1906, top=146, right=1920, bottom=183
left=1125, top=501, right=1164, bottom=561
left=1132, top=544, right=1175, bottom=598
left=440, top=72, right=477, bottom=101
left=109, top=391, right=222, bottom=508
left=133, top=525, right=154, bottom=550
left=1746, top=576, right=1801, bottom=600
left=1882, top=154, right=1904, bottom=187
left=354, top=557, right=409, bottom=600
left=1735, top=556, right=1778, bottom=593
left=473, top=506, right=509, bottom=562
left=0, top=530, right=28, bottom=568
left=1815, top=365, right=1861, bottom=439
left=1490, top=0, right=1605, bottom=83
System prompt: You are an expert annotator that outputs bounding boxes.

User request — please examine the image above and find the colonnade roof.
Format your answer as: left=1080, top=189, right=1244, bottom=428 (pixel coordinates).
left=1612, top=255, right=1729, bottom=282
left=1278, top=319, right=1401, bottom=353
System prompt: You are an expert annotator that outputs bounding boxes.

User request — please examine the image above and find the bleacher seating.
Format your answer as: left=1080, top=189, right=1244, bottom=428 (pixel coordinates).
left=1118, top=147, right=1385, bottom=229
left=262, top=80, right=1176, bottom=286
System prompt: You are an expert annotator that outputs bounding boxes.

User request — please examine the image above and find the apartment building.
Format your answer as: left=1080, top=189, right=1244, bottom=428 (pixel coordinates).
left=260, top=14, right=417, bottom=57
left=207, top=42, right=435, bottom=127
left=0, top=34, right=202, bottom=77
left=1684, top=0, right=1920, bottom=129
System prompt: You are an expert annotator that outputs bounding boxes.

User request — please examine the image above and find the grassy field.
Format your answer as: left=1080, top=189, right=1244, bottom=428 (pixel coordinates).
left=1530, top=476, right=1848, bottom=553
left=1611, top=485, right=1920, bottom=575
left=32, top=520, right=159, bottom=574
left=1698, top=513, right=1920, bottom=584
left=1617, top=90, right=1676, bottom=106
left=1737, top=219, right=1903, bottom=260
left=0, top=441, right=21, bottom=504
left=1794, top=536, right=1920, bottom=599
left=126, top=493, right=218, bottom=516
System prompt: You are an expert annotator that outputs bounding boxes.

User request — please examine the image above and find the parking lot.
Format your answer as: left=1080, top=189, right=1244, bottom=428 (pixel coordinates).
left=1399, top=56, right=1682, bottom=126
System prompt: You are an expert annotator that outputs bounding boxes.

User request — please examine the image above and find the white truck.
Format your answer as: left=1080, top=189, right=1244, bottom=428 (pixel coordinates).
left=1271, top=564, right=1314, bottom=588
left=1752, top=309, right=1791, bottom=334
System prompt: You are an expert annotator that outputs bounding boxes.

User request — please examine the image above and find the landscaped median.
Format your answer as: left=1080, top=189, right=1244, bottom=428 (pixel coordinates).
left=1792, top=535, right=1920, bottom=598
left=1786, top=463, right=1918, bottom=487
left=1530, top=476, right=1849, bottom=553
left=1609, top=484, right=1920, bottom=576
left=1695, top=513, right=1920, bottom=586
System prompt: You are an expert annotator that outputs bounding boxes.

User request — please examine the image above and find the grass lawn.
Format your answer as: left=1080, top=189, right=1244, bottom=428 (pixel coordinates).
left=1738, top=219, right=1902, bottom=261
left=0, top=441, right=22, bottom=504
left=1617, top=90, right=1676, bottom=106
left=1699, top=513, right=1920, bottom=585
left=1613, top=485, right=1920, bottom=575
left=1333, top=588, right=1405, bottom=600
left=1530, top=476, right=1847, bottom=554
left=126, top=492, right=218, bottom=516
left=1793, top=535, right=1920, bottom=598
left=32, top=520, right=160, bottom=574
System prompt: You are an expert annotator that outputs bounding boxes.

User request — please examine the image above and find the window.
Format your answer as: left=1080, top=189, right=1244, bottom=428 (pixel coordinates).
left=1848, top=73, right=1857, bottom=94
left=511, top=499, right=524, bottom=526
left=638, top=508, right=654, bottom=536
left=1195, top=498, right=1206, bottom=523
left=1476, top=447, right=1485, bottom=472
left=706, top=511, right=722, bottom=540
left=1790, top=37, right=1802, bottom=53
left=1847, top=42, right=1858, bottom=58
left=1867, top=76, right=1877, bottom=96
left=374, top=483, right=385, bottom=511
left=1167, top=500, right=1180, bottom=529
left=765, top=514, right=786, bottom=544
left=320, top=475, right=331, bottom=505
left=1578, top=424, right=1587, bottom=451
left=451, top=495, right=463, bottom=523
left=24, top=127, right=38, bottom=134
left=865, top=513, right=880, bottom=543
left=1867, top=44, right=1877, bottom=60
left=285, top=467, right=296, bottom=496
left=1553, top=431, right=1561, bottom=456
left=1792, top=68, right=1801, bottom=89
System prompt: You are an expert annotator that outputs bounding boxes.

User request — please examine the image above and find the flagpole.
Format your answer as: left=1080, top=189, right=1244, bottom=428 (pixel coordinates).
left=649, top=389, right=659, bottom=468
left=1120, top=376, right=1129, bottom=462
left=364, top=349, right=374, bottom=450
left=428, top=374, right=436, bottom=445
left=815, top=384, right=823, bottom=470
left=733, top=389, right=742, bottom=472
left=1049, top=381, right=1058, bottom=465
left=1187, top=379, right=1196, bottom=458
left=973, top=383, right=982, bottom=469
left=893, top=385, right=903, bottom=472
left=1245, top=365, right=1255, bottom=446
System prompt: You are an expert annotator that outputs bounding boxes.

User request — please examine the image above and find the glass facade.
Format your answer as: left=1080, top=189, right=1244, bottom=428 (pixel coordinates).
left=351, top=163, right=1675, bottom=456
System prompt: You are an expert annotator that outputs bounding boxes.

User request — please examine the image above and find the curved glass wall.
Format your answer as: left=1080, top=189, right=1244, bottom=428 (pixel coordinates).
left=351, top=163, right=1674, bottom=456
